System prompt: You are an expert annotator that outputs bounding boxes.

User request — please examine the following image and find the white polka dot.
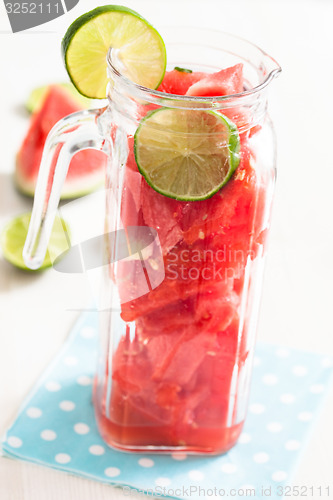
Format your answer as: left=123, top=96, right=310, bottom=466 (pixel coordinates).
left=45, top=381, right=61, bottom=392
left=238, top=432, right=252, bottom=444
left=276, top=348, right=290, bottom=358
left=74, top=423, right=90, bottom=435
left=155, top=477, right=171, bottom=487
left=280, top=393, right=295, bottom=404
left=77, top=375, right=92, bottom=386
left=253, top=452, right=270, bottom=464
left=138, top=458, right=154, bottom=468
left=266, top=422, right=283, bottom=433
left=292, top=365, right=308, bottom=377
left=221, top=463, right=237, bottom=474
left=171, top=452, right=187, bottom=460
left=26, top=407, right=42, bottom=418
left=285, top=440, right=300, bottom=451
left=41, top=430, right=57, bottom=441
left=189, top=470, right=204, bottom=481
left=262, top=374, right=278, bottom=385
left=89, top=445, right=105, bottom=456
left=105, top=467, right=121, bottom=478
left=310, top=384, right=324, bottom=394
left=321, top=357, right=333, bottom=368
left=253, top=356, right=261, bottom=366
left=298, top=411, right=313, bottom=422
left=80, top=326, right=96, bottom=339
left=249, top=403, right=266, bottom=414
left=55, top=453, right=71, bottom=464
left=272, top=470, right=287, bottom=482
left=64, top=356, right=78, bottom=366
left=59, top=400, right=75, bottom=411
left=7, top=436, right=22, bottom=448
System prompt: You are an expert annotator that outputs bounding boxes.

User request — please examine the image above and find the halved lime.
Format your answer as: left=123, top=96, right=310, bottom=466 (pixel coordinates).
left=1, top=213, right=70, bottom=271
left=134, top=109, right=240, bottom=201
left=62, top=5, right=166, bottom=99
left=26, top=83, right=91, bottom=113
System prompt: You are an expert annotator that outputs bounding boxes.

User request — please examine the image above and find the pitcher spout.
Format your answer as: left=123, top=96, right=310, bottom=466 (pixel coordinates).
left=262, top=52, right=282, bottom=87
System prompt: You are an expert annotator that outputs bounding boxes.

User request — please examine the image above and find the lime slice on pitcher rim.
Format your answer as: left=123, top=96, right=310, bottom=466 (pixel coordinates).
left=0, top=213, right=70, bottom=271
left=62, top=5, right=167, bottom=99
left=134, top=108, right=240, bottom=201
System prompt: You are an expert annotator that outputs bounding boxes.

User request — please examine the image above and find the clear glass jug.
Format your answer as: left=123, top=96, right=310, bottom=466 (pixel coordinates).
left=23, top=27, right=281, bottom=454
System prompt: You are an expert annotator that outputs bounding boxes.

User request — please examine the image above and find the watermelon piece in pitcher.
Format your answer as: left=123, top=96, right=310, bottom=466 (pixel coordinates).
left=141, top=178, right=184, bottom=252
left=186, top=64, right=244, bottom=97
left=15, top=85, right=106, bottom=199
left=182, top=157, right=258, bottom=245
left=146, top=329, right=216, bottom=386
left=121, top=165, right=143, bottom=227
left=157, top=69, right=206, bottom=95
left=112, top=334, right=150, bottom=394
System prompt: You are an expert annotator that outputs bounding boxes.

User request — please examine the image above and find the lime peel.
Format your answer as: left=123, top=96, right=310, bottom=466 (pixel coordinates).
left=134, top=108, right=240, bottom=201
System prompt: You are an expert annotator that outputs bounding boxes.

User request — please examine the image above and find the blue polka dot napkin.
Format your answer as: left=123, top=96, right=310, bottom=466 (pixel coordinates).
left=2, top=312, right=333, bottom=499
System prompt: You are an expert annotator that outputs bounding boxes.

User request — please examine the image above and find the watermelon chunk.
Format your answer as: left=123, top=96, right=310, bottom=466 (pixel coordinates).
left=186, top=64, right=244, bottom=97
left=157, top=69, right=206, bottom=95
left=15, top=85, right=106, bottom=199
left=147, top=331, right=216, bottom=386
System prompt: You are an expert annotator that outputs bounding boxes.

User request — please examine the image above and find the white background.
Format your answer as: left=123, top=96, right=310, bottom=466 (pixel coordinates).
left=0, top=0, right=333, bottom=498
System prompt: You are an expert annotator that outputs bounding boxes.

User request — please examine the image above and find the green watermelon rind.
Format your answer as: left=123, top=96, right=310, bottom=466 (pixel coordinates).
left=134, top=108, right=241, bottom=202
left=14, top=156, right=105, bottom=200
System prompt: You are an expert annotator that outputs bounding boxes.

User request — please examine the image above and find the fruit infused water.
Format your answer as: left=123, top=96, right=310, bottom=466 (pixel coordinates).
left=94, top=63, right=275, bottom=454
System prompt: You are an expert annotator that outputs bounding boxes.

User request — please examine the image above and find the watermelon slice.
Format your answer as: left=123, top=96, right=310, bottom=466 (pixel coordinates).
left=15, top=85, right=106, bottom=199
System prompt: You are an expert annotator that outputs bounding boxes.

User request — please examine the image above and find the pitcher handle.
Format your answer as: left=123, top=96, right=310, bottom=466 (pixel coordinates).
left=23, top=107, right=108, bottom=270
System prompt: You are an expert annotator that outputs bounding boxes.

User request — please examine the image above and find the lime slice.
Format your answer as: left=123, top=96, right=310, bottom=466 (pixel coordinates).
left=62, top=5, right=166, bottom=99
left=1, top=213, right=70, bottom=271
left=134, top=109, right=240, bottom=201
left=26, top=83, right=91, bottom=113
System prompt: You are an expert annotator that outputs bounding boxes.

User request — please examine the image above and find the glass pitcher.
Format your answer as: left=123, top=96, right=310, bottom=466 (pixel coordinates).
left=23, top=27, right=281, bottom=455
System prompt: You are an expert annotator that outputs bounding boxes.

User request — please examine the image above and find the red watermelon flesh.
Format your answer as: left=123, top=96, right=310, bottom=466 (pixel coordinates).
left=16, top=85, right=106, bottom=199
left=186, top=64, right=244, bottom=97
left=185, top=64, right=246, bottom=126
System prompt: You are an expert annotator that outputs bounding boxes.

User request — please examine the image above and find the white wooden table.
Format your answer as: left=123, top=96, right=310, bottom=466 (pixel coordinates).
left=1, top=0, right=333, bottom=497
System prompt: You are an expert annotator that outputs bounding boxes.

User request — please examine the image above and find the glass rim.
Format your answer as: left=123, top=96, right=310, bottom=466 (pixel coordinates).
left=106, top=27, right=281, bottom=106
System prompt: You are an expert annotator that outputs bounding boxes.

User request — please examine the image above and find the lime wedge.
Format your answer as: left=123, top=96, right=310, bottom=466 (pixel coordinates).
left=62, top=5, right=166, bottom=99
left=26, top=83, right=91, bottom=113
left=1, top=213, right=70, bottom=271
left=134, top=109, right=240, bottom=201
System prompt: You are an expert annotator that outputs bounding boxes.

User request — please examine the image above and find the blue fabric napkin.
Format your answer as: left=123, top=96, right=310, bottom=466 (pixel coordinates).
left=2, top=311, right=333, bottom=499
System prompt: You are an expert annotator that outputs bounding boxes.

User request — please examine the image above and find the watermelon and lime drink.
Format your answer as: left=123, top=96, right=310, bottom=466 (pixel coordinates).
left=23, top=8, right=280, bottom=454
left=93, top=34, right=279, bottom=454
